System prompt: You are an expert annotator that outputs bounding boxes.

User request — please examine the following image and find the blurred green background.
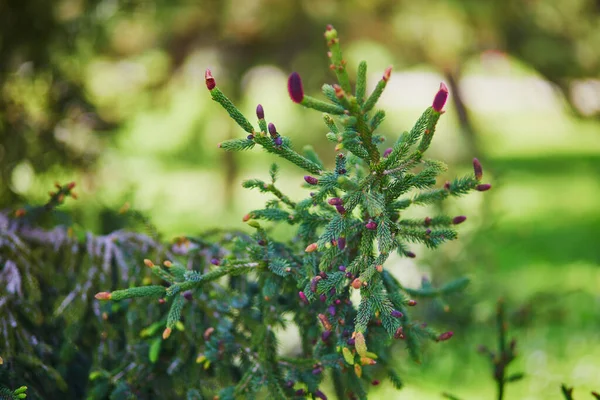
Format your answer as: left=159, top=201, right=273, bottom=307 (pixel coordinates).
left=1, top=0, right=599, bottom=398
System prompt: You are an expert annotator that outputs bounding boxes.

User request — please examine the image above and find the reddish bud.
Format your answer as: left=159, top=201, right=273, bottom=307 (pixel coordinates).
left=310, top=276, right=322, bottom=293
left=143, top=259, right=154, bottom=268
left=365, top=220, right=377, bottom=230
left=391, top=310, right=403, bottom=318
left=268, top=122, right=277, bottom=137
left=95, top=292, right=112, bottom=300
left=67, top=182, right=76, bottom=190
left=476, top=183, right=492, bottom=192
left=338, top=237, right=346, bottom=250
left=408, top=299, right=417, bottom=306
left=394, top=326, right=405, bottom=340
left=305, top=243, right=318, bottom=252
left=452, top=215, right=467, bottom=225
left=335, top=205, right=346, bottom=215
left=383, top=148, right=393, bottom=158
left=162, top=327, right=172, bottom=339
left=432, top=82, right=449, bottom=112
left=299, top=291, right=309, bottom=304
left=352, top=278, right=362, bottom=289
left=242, top=213, right=251, bottom=222
left=15, top=208, right=26, bottom=217
left=405, top=251, right=416, bottom=258
left=304, top=176, right=319, bottom=185
left=256, top=104, right=264, bottom=120
left=328, top=197, right=343, bottom=206
left=444, top=181, right=451, bottom=190
left=318, top=313, right=332, bottom=331
left=372, top=380, right=380, bottom=386
left=338, top=265, right=347, bottom=272
left=376, top=265, right=383, bottom=273
left=438, top=331, right=454, bottom=341
left=333, top=84, right=344, bottom=99
left=274, top=136, right=283, bottom=146
left=473, top=158, right=483, bottom=181
left=183, top=290, right=193, bottom=301
left=203, top=327, right=215, bottom=340
left=383, top=66, right=392, bottom=82
left=287, top=72, right=304, bottom=103
left=328, top=305, right=336, bottom=316
left=210, top=258, right=220, bottom=266
left=204, top=69, right=216, bottom=90
left=320, top=294, right=327, bottom=302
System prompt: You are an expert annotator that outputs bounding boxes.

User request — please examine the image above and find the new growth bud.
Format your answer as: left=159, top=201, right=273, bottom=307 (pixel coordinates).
left=383, top=148, right=393, bottom=158
left=337, top=237, right=346, bottom=250
left=437, top=331, right=454, bottom=341
left=394, top=326, right=405, bottom=339
left=333, top=84, right=345, bottom=99
left=304, top=176, right=319, bottom=185
left=287, top=72, right=304, bottom=103
left=204, top=69, right=216, bottom=90
left=328, top=197, right=343, bottom=206
left=305, top=243, right=318, bottom=252
left=256, top=104, right=264, bottom=120
left=432, top=82, right=449, bottom=112
left=95, top=292, right=112, bottom=300
left=268, top=122, right=277, bottom=137
left=352, top=278, right=362, bottom=289
left=473, top=158, right=483, bottom=181
left=298, top=291, right=309, bottom=304
left=391, top=310, right=403, bottom=318
left=452, top=216, right=467, bottom=225
left=476, top=183, right=492, bottom=192
left=383, top=66, right=392, bottom=82
left=162, top=327, right=172, bottom=339
left=365, top=220, right=377, bottom=230
left=335, top=205, right=346, bottom=215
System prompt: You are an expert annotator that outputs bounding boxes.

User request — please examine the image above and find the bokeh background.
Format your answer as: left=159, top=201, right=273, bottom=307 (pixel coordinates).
left=2, top=0, right=600, bottom=398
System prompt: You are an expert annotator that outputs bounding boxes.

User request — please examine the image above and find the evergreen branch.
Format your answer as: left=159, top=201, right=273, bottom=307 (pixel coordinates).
left=356, top=61, right=367, bottom=105
left=209, top=87, right=255, bottom=134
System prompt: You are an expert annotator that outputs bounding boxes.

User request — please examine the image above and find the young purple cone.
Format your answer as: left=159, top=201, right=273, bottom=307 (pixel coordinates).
left=298, top=291, right=309, bottom=304
left=204, top=69, right=216, bottom=90
left=452, top=215, right=467, bottom=225
left=473, top=158, right=483, bottom=181
left=432, top=82, right=449, bottom=112
left=268, top=122, right=277, bottom=137
left=304, top=175, right=319, bottom=185
left=365, top=220, right=377, bottom=230
left=287, top=72, right=304, bottom=103
left=337, top=237, right=346, bottom=250
left=383, top=148, right=393, bottom=158
left=438, top=331, right=454, bottom=341
left=476, top=183, right=492, bottom=192
left=256, top=104, right=264, bottom=120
